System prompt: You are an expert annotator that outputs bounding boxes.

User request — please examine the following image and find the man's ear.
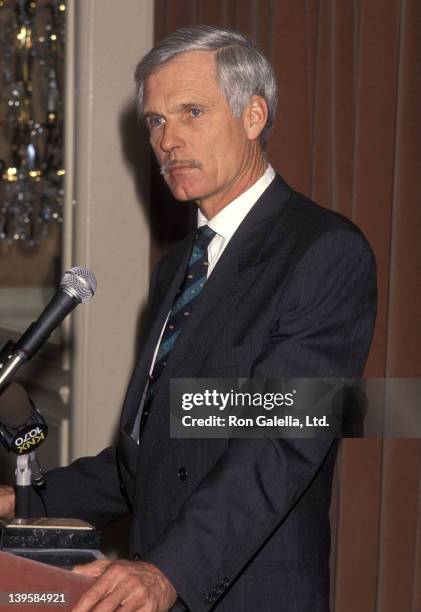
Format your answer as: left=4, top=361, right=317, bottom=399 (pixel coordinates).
left=243, top=95, right=268, bottom=141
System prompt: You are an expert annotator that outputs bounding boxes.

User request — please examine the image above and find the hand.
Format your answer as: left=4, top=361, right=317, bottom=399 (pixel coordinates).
left=0, top=485, right=15, bottom=520
left=72, top=558, right=177, bottom=611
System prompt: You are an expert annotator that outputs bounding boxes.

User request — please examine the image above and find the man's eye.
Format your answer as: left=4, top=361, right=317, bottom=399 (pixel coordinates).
left=189, top=108, right=202, bottom=118
left=148, top=116, right=165, bottom=128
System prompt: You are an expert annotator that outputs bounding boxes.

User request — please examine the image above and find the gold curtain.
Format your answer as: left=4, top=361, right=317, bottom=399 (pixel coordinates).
left=152, top=2, right=421, bottom=610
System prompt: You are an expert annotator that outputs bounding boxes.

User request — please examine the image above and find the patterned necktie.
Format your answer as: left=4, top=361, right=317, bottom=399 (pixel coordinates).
left=134, top=225, right=216, bottom=439
left=150, top=225, right=216, bottom=386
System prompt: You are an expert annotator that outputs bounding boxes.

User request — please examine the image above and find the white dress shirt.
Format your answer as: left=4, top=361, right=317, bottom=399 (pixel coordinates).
left=198, top=164, right=275, bottom=276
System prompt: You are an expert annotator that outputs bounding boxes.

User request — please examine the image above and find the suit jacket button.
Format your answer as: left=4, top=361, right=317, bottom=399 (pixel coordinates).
left=177, top=467, right=188, bottom=481
left=133, top=552, right=142, bottom=561
left=205, top=592, right=217, bottom=603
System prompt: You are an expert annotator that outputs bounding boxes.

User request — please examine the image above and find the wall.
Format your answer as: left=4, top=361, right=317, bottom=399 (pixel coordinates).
left=67, top=0, right=154, bottom=457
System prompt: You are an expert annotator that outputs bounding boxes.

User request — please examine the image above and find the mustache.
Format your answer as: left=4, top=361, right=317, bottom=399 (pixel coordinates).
left=160, top=159, right=203, bottom=175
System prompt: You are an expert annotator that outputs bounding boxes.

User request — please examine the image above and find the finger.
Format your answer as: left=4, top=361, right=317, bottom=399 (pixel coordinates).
left=72, top=580, right=113, bottom=612
left=118, top=597, right=155, bottom=612
left=73, top=580, right=149, bottom=612
left=84, top=586, right=142, bottom=612
left=0, top=486, right=15, bottom=519
left=72, top=563, right=126, bottom=611
left=73, top=559, right=112, bottom=578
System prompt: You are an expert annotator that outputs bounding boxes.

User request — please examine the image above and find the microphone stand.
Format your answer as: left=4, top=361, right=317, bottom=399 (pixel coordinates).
left=0, top=387, right=103, bottom=568
left=14, top=454, right=32, bottom=520
left=13, top=451, right=45, bottom=520
left=0, top=341, right=23, bottom=395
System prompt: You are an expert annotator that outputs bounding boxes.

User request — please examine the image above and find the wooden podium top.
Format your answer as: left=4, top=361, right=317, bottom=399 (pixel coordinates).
left=0, top=551, right=94, bottom=610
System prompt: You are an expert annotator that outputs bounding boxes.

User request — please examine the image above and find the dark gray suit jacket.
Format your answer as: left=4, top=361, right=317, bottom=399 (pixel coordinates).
left=33, top=175, right=377, bottom=611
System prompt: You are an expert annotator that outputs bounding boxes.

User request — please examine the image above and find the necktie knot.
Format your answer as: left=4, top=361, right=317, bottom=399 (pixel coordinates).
left=194, top=225, right=216, bottom=251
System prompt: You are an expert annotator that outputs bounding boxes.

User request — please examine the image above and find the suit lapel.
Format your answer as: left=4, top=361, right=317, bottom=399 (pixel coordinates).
left=121, top=236, right=193, bottom=427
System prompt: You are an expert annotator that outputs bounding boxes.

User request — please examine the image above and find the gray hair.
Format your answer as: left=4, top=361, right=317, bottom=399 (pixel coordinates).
left=134, top=25, right=278, bottom=149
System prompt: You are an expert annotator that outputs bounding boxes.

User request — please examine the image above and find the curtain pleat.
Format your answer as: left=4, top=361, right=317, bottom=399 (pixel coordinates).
left=195, top=0, right=231, bottom=27
left=333, top=439, right=383, bottom=611
left=386, top=0, right=421, bottom=377
left=270, top=1, right=315, bottom=193
left=330, top=1, right=356, bottom=217
left=351, top=0, right=401, bottom=377
left=414, top=471, right=421, bottom=611
left=377, top=440, right=421, bottom=611
left=151, top=2, right=421, bottom=610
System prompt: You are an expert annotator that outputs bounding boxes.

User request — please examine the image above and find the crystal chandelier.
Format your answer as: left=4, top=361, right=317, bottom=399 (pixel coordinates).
left=0, top=0, right=66, bottom=244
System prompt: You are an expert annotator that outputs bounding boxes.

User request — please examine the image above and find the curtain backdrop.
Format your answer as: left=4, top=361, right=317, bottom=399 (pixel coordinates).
left=151, top=2, right=421, bottom=610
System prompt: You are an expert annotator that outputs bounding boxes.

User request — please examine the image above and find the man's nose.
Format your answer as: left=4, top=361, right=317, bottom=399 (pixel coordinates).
left=159, top=121, right=184, bottom=152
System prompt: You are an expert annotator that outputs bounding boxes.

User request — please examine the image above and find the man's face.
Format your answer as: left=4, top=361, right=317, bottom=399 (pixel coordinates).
left=143, top=51, right=261, bottom=215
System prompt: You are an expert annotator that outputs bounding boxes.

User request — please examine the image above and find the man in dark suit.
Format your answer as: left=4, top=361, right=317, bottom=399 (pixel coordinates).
left=0, top=26, right=376, bottom=611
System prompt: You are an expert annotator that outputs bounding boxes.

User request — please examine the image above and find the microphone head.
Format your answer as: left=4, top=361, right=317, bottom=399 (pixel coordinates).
left=60, top=266, right=97, bottom=303
left=0, top=383, right=32, bottom=429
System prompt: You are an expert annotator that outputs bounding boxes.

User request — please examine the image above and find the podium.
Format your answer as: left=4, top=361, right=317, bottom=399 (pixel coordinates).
left=0, top=550, right=94, bottom=610
left=0, top=517, right=103, bottom=568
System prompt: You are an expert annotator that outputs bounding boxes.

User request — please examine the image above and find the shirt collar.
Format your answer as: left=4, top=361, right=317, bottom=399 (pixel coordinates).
left=197, top=164, right=276, bottom=241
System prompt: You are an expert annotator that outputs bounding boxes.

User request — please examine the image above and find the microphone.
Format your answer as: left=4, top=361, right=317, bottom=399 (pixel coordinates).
left=0, top=382, right=32, bottom=429
left=0, top=382, right=48, bottom=460
left=0, top=266, right=96, bottom=392
left=0, top=383, right=49, bottom=517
